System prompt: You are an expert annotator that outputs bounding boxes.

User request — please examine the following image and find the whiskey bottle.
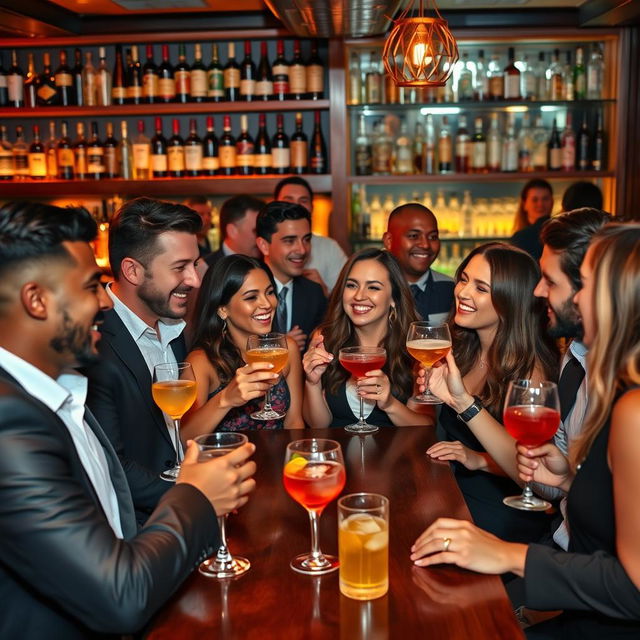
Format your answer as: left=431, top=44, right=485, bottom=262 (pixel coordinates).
left=13, top=125, right=29, bottom=180
left=37, top=52, right=58, bottom=106
left=87, top=121, right=106, bottom=180
left=45, top=121, right=58, bottom=179
left=354, top=113, right=372, bottom=176
left=82, top=51, right=98, bottom=106
left=438, top=116, right=453, bottom=174
left=0, top=125, right=13, bottom=180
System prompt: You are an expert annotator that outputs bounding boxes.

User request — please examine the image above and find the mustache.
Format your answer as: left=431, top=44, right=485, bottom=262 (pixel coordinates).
left=93, top=310, right=106, bottom=325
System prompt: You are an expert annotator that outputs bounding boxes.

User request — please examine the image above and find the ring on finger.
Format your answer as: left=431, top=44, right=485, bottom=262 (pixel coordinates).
left=442, top=537, right=451, bottom=552
left=376, top=384, right=381, bottom=394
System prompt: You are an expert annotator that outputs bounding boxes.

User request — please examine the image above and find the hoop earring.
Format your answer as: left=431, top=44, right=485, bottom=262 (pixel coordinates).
left=218, top=315, right=227, bottom=334
left=388, top=306, right=397, bottom=325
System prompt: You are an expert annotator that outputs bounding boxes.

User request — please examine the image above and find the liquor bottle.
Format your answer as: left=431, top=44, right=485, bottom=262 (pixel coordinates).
left=271, top=113, right=290, bottom=174
left=372, top=121, right=392, bottom=175
left=184, top=118, right=203, bottom=177
left=45, top=121, right=58, bottom=179
left=587, top=44, right=604, bottom=99
left=167, top=118, right=185, bottom=177
left=239, top=40, right=256, bottom=102
left=207, top=43, right=224, bottom=102
left=561, top=112, right=576, bottom=171
left=272, top=40, right=290, bottom=100
left=393, top=121, right=413, bottom=175
left=424, top=114, right=436, bottom=174
left=0, top=125, right=13, bottom=180
left=37, top=53, right=58, bottom=106
left=592, top=109, right=605, bottom=171
left=354, top=114, right=372, bottom=176
left=0, top=54, right=8, bottom=107
left=573, top=46, right=586, bottom=100
left=13, top=126, right=29, bottom=180
left=127, top=45, right=143, bottom=104
left=87, top=121, right=106, bottom=180
left=202, top=116, right=219, bottom=176
left=437, top=116, right=453, bottom=174
left=54, top=50, right=74, bottom=106
left=119, top=120, right=133, bottom=179
left=306, top=40, right=324, bottom=99
left=576, top=113, right=590, bottom=171
left=519, top=54, right=537, bottom=100
left=73, top=122, right=88, bottom=180
left=348, top=51, right=362, bottom=105
left=563, top=51, right=575, bottom=101
left=151, top=116, right=168, bottom=178
left=547, top=49, right=563, bottom=101
left=501, top=116, right=518, bottom=172
left=143, top=44, right=159, bottom=103
left=253, top=113, right=271, bottom=175
left=236, top=114, right=254, bottom=175
left=255, top=41, right=273, bottom=101
left=475, top=49, right=489, bottom=101
left=219, top=114, right=237, bottom=175
left=547, top=117, right=562, bottom=171
left=455, top=115, right=471, bottom=173
left=365, top=51, right=382, bottom=104
left=456, top=51, right=475, bottom=101
left=57, top=121, right=75, bottom=180
left=289, top=40, right=306, bottom=100
left=533, top=51, right=547, bottom=100
left=531, top=116, right=548, bottom=171
left=503, top=47, right=521, bottom=100
left=174, top=44, right=191, bottom=103
left=24, top=53, right=38, bottom=108
left=158, top=44, right=176, bottom=103
left=190, top=43, right=207, bottom=103
left=133, top=120, right=151, bottom=180
left=7, top=50, right=24, bottom=108
left=82, top=51, right=98, bottom=106
left=487, top=112, right=502, bottom=172
left=413, top=120, right=425, bottom=173
left=517, top=112, right=534, bottom=172
left=72, top=48, right=84, bottom=106
left=384, top=70, right=399, bottom=104
left=486, top=53, right=503, bottom=100
left=96, top=47, right=112, bottom=106
left=103, top=121, right=119, bottom=178
left=223, top=43, right=240, bottom=101
left=111, top=45, right=127, bottom=105
left=290, top=112, right=308, bottom=174
left=309, top=110, right=327, bottom=174
left=471, top=116, right=487, bottom=173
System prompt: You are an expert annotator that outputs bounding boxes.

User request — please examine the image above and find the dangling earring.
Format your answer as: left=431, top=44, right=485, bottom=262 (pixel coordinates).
left=388, top=305, right=397, bottom=325
left=218, top=314, right=227, bottom=334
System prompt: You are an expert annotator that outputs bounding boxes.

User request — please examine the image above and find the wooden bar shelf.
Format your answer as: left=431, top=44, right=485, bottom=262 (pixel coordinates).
left=348, top=171, right=615, bottom=184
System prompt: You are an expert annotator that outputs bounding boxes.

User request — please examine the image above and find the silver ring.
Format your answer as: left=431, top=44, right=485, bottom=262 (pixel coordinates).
left=443, top=537, right=451, bottom=552
left=376, top=384, right=381, bottom=394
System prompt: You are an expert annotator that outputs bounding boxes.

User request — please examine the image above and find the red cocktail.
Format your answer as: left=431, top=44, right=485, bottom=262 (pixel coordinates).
left=283, top=460, right=346, bottom=512
left=503, top=405, right=560, bottom=447
left=339, top=354, right=387, bottom=379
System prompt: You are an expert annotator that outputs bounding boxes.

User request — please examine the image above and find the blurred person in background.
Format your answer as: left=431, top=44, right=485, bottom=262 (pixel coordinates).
left=510, top=179, right=554, bottom=260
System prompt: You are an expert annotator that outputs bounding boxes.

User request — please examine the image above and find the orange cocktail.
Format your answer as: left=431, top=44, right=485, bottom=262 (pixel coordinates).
left=284, top=460, right=346, bottom=512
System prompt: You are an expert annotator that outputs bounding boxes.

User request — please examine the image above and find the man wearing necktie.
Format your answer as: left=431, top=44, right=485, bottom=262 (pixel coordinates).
left=383, top=204, right=454, bottom=326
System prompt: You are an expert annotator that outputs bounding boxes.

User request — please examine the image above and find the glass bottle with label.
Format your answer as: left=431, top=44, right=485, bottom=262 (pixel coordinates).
left=255, top=42, right=273, bottom=101
left=28, top=125, right=46, bottom=180
left=24, top=53, right=38, bottom=109
left=0, top=54, right=7, bottom=107
left=272, top=40, right=289, bottom=101
left=503, top=47, right=521, bottom=100
left=587, top=44, right=604, bottom=99
left=289, top=40, right=307, bottom=100
left=291, top=112, right=308, bottom=174
left=151, top=116, right=168, bottom=178
left=531, top=116, right=548, bottom=171
left=501, top=115, right=518, bottom=172
left=424, top=114, right=436, bottom=174
left=7, top=50, right=24, bottom=108
left=167, top=118, right=186, bottom=177
left=143, top=45, right=159, bottom=104
left=57, top=120, right=75, bottom=180
left=190, top=43, right=207, bottom=103
left=207, top=43, right=224, bottom=102
left=487, top=112, right=502, bottom=172
left=475, top=50, right=489, bottom=101
left=103, top=121, right=119, bottom=178
left=174, top=44, right=191, bottom=104
left=73, top=122, right=88, bottom=180
left=183, top=118, right=202, bottom=177
left=96, top=47, right=112, bottom=106
left=54, top=50, right=74, bottom=106
left=561, top=112, right=576, bottom=171
left=240, top=40, right=256, bottom=102
left=517, top=112, right=534, bottom=172
left=533, top=51, right=547, bottom=100
left=456, top=51, right=475, bottom=101
left=563, top=51, right=574, bottom=101
left=438, top=116, right=453, bottom=174
left=576, top=113, right=590, bottom=171
left=365, top=51, right=382, bottom=104
left=455, top=115, right=471, bottom=173
left=372, top=121, right=392, bottom=175
left=348, top=51, right=362, bottom=105
left=13, top=125, right=29, bottom=180
left=236, top=114, right=255, bottom=175
left=127, top=45, right=143, bottom=104
left=573, top=46, right=586, bottom=100
left=309, top=110, right=327, bottom=174
left=87, top=121, right=106, bottom=180
left=546, top=49, right=563, bottom=101
left=413, top=120, right=425, bottom=173
left=224, top=43, right=241, bottom=101
left=306, top=40, right=324, bottom=99
left=592, top=109, right=605, bottom=171
left=109, top=45, right=126, bottom=105
left=253, top=113, right=271, bottom=175
left=202, top=116, right=219, bottom=176
left=37, top=52, right=59, bottom=106
left=394, top=120, right=413, bottom=175
left=354, top=114, right=372, bottom=176
left=547, top=117, right=562, bottom=171
left=158, top=44, right=175, bottom=103
left=119, top=120, right=133, bottom=179
left=133, top=120, right=151, bottom=180
left=219, top=114, right=237, bottom=175
left=45, top=121, right=58, bottom=179
left=471, top=116, right=487, bottom=173
left=519, top=54, right=537, bottom=100
left=0, top=125, right=13, bottom=180
left=487, top=54, right=503, bottom=100
left=271, top=113, right=290, bottom=174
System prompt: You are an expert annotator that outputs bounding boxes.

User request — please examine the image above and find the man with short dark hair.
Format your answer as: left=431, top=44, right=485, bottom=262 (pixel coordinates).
left=86, top=197, right=203, bottom=519
left=256, top=201, right=327, bottom=350
left=184, top=195, right=214, bottom=257
left=0, top=201, right=256, bottom=639
left=204, top=195, right=264, bottom=269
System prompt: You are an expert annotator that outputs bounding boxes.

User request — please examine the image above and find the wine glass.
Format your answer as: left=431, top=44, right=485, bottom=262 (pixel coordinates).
left=406, top=322, right=452, bottom=405
left=338, top=346, right=387, bottom=434
left=152, top=362, right=197, bottom=482
left=502, top=379, right=560, bottom=511
left=283, top=438, right=346, bottom=575
left=195, top=432, right=251, bottom=578
left=246, top=332, right=289, bottom=421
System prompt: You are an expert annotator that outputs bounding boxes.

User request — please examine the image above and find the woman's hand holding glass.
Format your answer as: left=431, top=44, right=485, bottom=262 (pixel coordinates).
left=421, top=352, right=475, bottom=413
left=516, top=442, right=574, bottom=492
left=218, top=363, right=279, bottom=410
left=355, top=370, right=393, bottom=411
left=302, top=333, right=334, bottom=386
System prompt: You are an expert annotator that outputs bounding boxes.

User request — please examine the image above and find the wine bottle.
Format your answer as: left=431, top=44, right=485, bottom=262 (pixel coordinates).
left=240, top=40, right=256, bottom=102
left=151, top=116, right=168, bottom=178
left=133, top=119, right=151, bottom=180
left=175, top=43, right=191, bottom=103
left=236, top=114, right=254, bottom=175
left=143, top=44, right=159, bottom=103
left=184, top=117, right=203, bottom=176
left=207, top=43, right=224, bottom=102
left=576, top=112, right=590, bottom=171
left=272, top=39, right=289, bottom=101
left=255, top=41, right=273, bottom=101
left=547, top=117, right=562, bottom=171
left=289, top=40, right=306, bottom=100
left=72, top=48, right=84, bottom=106
left=57, top=120, right=75, bottom=180
left=438, top=116, right=453, bottom=174
left=503, top=47, right=521, bottom=100
left=455, top=115, right=471, bottom=173
left=7, top=50, right=24, bottom=108
left=82, top=51, right=97, bottom=106
left=271, top=113, right=290, bottom=174
left=202, top=115, right=219, bottom=176
left=96, top=47, right=112, bottom=106
left=190, top=43, right=207, bottom=103
left=253, top=113, right=271, bottom=175
left=593, top=109, right=605, bottom=171
left=167, top=118, right=186, bottom=177
left=0, top=54, right=8, bottom=107
left=561, top=113, right=576, bottom=171
left=119, top=120, right=133, bottom=179
left=574, top=46, right=586, bottom=100
left=87, top=121, right=106, bottom=180
left=127, top=45, right=143, bottom=104
left=24, top=53, right=38, bottom=108
left=158, top=44, right=176, bottom=103
left=73, top=122, right=88, bottom=180
left=28, top=125, right=46, bottom=180
left=306, top=40, right=323, bottom=100
left=112, top=45, right=127, bottom=105
left=219, top=114, right=237, bottom=175
left=37, top=52, right=58, bottom=106
left=471, top=117, right=487, bottom=173
left=291, top=112, right=308, bottom=174
left=103, top=121, right=119, bottom=178
left=354, top=114, right=372, bottom=176
left=13, top=126, right=29, bottom=180
left=0, top=125, right=13, bottom=180
left=224, top=43, right=240, bottom=101
left=54, top=50, right=74, bottom=106
left=45, top=121, right=58, bottom=179
left=309, top=110, right=327, bottom=174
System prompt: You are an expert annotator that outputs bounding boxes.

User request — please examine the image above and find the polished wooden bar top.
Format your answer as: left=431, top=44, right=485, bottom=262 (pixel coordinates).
left=146, top=427, right=524, bottom=639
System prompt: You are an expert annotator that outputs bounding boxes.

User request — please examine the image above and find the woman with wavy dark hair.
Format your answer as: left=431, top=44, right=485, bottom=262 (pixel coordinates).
left=181, top=254, right=304, bottom=437
left=425, top=242, right=559, bottom=542
left=302, top=248, right=431, bottom=428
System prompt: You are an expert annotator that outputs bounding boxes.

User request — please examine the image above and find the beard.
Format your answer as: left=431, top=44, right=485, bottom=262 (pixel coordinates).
left=547, top=297, right=583, bottom=340
left=137, top=278, right=190, bottom=320
left=50, top=310, right=100, bottom=367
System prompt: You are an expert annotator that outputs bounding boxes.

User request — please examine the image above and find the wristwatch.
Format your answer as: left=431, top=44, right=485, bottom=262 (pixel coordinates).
left=456, top=396, right=483, bottom=423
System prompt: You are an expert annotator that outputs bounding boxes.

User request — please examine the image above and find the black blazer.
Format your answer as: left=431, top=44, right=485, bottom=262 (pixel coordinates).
left=291, top=276, right=327, bottom=347
left=0, top=367, right=218, bottom=639
left=85, top=308, right=187, bottom=517
left=204, top=247, right=225, bottom=270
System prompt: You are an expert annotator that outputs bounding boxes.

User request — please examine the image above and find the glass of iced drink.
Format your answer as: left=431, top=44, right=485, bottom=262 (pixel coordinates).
left=338, top=493, right=389, bottom=600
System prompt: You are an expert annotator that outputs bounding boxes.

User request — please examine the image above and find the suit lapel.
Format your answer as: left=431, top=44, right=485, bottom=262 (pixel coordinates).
left=290, top=278, right=302, bottom=331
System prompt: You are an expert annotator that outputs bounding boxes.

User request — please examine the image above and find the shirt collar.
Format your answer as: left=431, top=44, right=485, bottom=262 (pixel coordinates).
left=222, top=241, right=235, bottom=256
left=569, top=340, right=588, bottom=364
left=411, top=269, right=432, bottom=291
left=274, top=276, right=293, bottom=292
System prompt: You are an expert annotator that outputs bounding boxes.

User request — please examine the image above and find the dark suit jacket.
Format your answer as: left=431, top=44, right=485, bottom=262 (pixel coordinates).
left=0, top=367, right=218, bottom=639
left=291, top=276, right=327, bottom=347
left=204, top=247, right=225, bottom=270
left=510, top=215, right=550, bottom=261
left=85, top=308, right=187, bottom=518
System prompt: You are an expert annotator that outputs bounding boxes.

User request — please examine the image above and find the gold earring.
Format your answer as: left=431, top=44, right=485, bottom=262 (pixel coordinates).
left=389, top=306, right=397, bottom=324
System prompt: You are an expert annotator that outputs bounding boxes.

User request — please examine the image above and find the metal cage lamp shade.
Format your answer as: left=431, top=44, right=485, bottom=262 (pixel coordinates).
left=382, top=0, right=459, bottom=87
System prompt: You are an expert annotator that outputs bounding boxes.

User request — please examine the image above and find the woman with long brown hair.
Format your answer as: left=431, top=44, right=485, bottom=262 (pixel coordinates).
left=302, top=248, right=430, bottom=428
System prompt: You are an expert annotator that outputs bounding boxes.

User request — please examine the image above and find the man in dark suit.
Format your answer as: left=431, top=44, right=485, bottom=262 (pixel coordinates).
left=256, top=201, right=327, bottom=350
left=85, top=198, right=203, bottom=519
left=0, top=201, right=256, bottom=639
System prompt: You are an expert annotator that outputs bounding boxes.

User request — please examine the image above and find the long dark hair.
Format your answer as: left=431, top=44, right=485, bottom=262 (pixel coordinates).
left=513, top=178, right=553, bottom=233
left=191, top=254, right=275, bottom=386
left=318, top=248, right=419, bottom=401
left=452, top=243, right=559, bottom=417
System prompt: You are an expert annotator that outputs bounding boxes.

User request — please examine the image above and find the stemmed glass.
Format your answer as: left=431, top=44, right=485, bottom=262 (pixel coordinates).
left=502, top=379, right=561, bottom=511
left=152, top=362, right=197, bottom=481
left=338, top=346, right=387, bottom=434
left=283, top=439, right=346, bottom=574
left=246, top=332, right=289, bottom=420
left=195, top=432, right=251, bottom=578
left=406, top=322, right=452, bottom=405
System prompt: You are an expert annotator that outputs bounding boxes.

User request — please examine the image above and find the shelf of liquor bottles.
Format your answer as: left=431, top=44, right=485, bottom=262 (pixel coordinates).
left=347, top=170, right=613, bottom=184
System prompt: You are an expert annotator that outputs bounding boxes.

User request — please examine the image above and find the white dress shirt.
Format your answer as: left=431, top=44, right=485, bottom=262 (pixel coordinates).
left=0, top=347, right=123, bottom=538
